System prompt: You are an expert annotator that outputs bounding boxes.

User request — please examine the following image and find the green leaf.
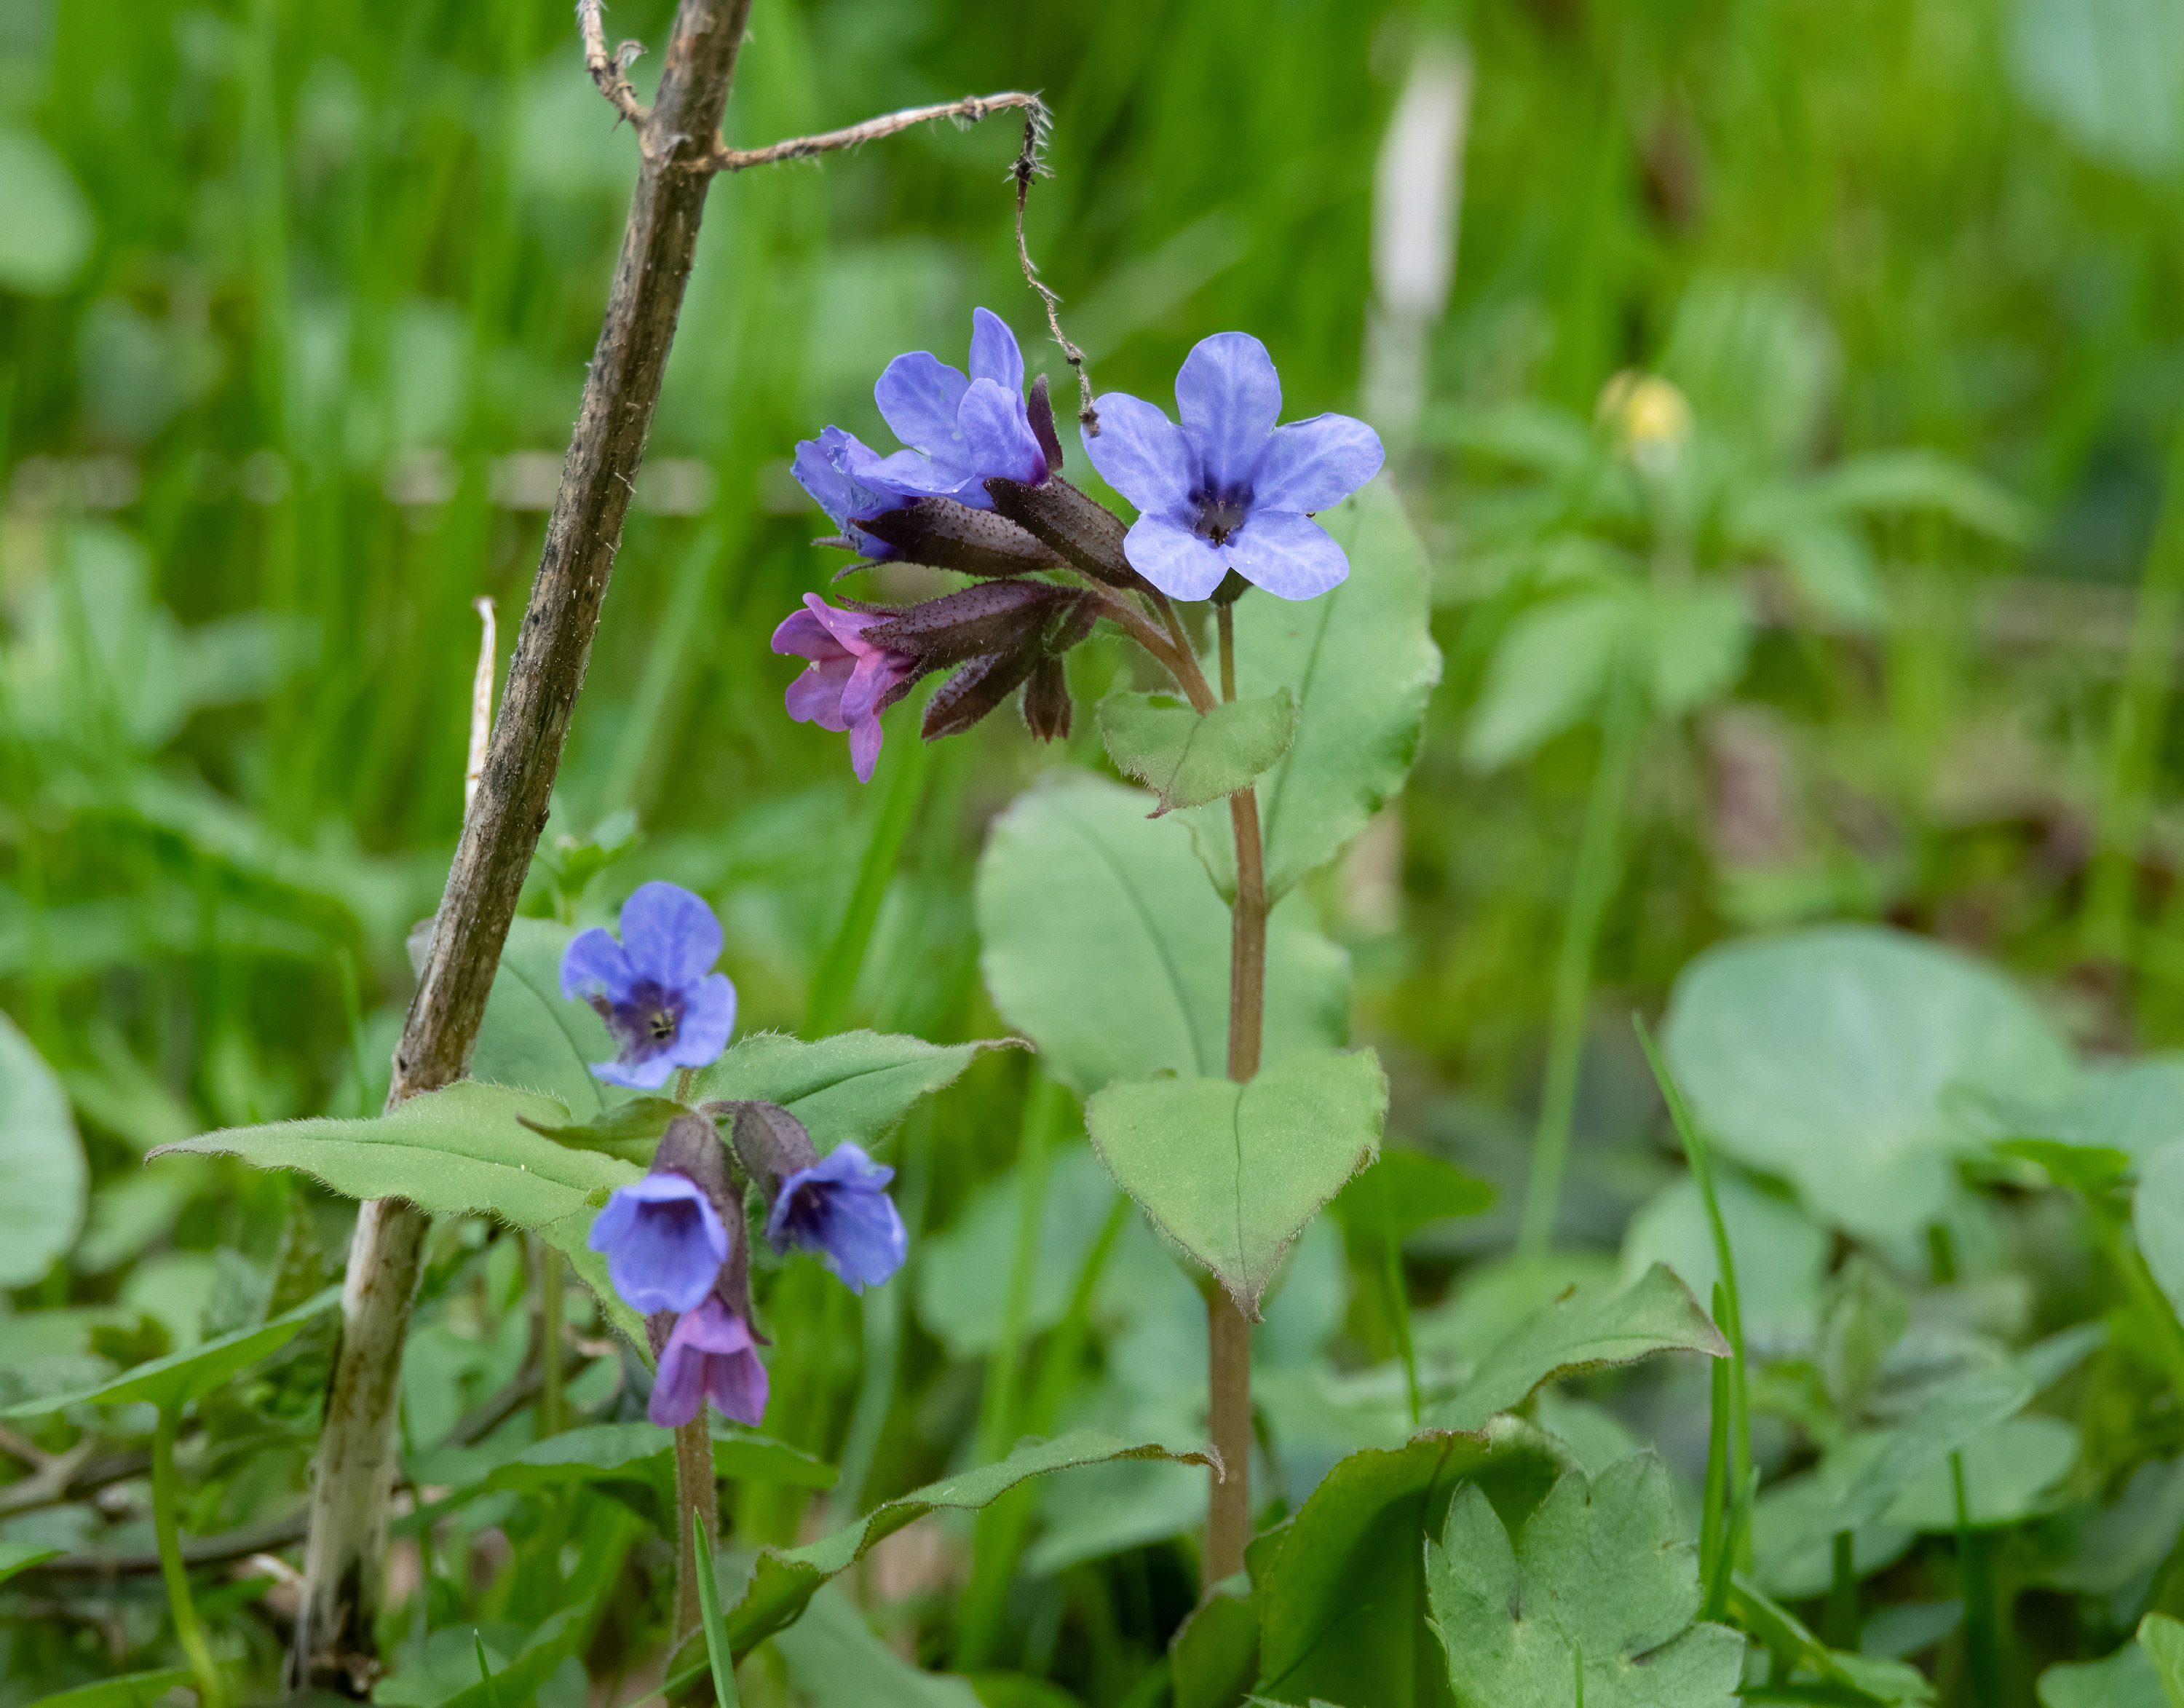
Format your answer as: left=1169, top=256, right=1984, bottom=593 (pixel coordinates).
left=1426, top=1454, right=1744, bottom=1708
left=1186, top=481, right=1442, bottom=898
left=464, top=916, right=619, bottom=1119
left=0, top=1009, right=88, bottom=1288
left=690, top=1030, right=1006, bottom=1151
left=1172, top=1582, right=1259, bottom=1708
left=2143, top=1612, right=2184, bottom=1708
left=518, top=1096, right=687, bottom=1167
left=150, top=1080, right=630, bottom=1228
left=695, top=1508, right=744, bottom=1708
left=0, top=129, right=95, bottom=296
left=432, top=1607, right=588, bottom=1708
left=2134, top=1141, right=2184, bottom=1320
left=976, top=777, right=1350, bottom=1095
left=0, top=1542, right=62, bottom=1585
left=1099, top=688, right=1296, bottom=815
left=2000, top=1138, right=2134, bottom=1191
left=1431, top=1263, right=1728, bottom=1434
left=1330, top=1150, right=1495, bottom=1246
left=1727, top=1577, right=1935, bottom=1706
left=1808, top=448, right=2036, bottom=545
left=1254, top=1418, right=1576, bottom=1708
left=25, top=1669, right=198, bottom=1708
left=1643, top=583, right=1748, bottom=719
left=2009, top=0, right=2184, bottom=178
left=1663, top=925, right=2076, bottom=1241
left=476, top=1421, right=835, bottom=1495
left=1883, top=1413, right=2078, bottom=1531
left=1621, top=1172, right=1827, bottom=1343
left=2039, top=1642, right=2169, bottom=1708
left=772, top=1584, right=978, bottom=1707
left=1462, top=590, right=1623, bottom=772
left=1085, top=1050, right=1386, bottom=1316
left=3, top=1284, right=339, bottom=1416
left=721, top=1430, right=1214, bottom=1660
left=1765, top=1364, right=2035, bottom=1562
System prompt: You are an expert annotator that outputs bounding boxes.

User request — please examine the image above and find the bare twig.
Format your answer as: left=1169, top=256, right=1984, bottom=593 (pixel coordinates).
left=290, top=1, right=755, bottom=1693
left=1010, top=114, right=1096, bottom=429
left=578, top=0, right=651, bottom=128
left=709, top=90, right=1042, bottom=173
left=464, top=597, right=496, bottom=815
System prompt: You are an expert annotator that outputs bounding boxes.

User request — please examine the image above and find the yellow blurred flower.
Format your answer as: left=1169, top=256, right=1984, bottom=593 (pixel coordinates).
left=1597, top=370, right=1693, bottom=473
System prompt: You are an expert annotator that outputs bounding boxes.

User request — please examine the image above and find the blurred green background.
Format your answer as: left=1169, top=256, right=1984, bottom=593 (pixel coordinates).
left=7, top=0, right=2184, bottom=1699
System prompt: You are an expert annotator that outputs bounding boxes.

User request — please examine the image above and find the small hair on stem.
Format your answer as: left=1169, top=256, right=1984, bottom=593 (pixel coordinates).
left=577, top=0, right=650, bottom=128
left=1010, top=113, right=1098, bottom=431
left=710, top=90, right=1045, bottom=172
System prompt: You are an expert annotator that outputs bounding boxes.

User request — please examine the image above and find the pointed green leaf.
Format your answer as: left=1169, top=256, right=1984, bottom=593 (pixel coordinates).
left=1663, top=925, right=2076, bottom=1241
left=4, top=1284, right=339, bottom=1416
left=1099, top=688, right=1296, bottom=815
left=2135, top=1140, right=2184, bottom=1320
left=26, top=1669, right=199, bottom=1708
left=2039, top=1642, right=2169, bottom=1708
left=1086, top=1050, right=1385, bottom=1316
left=519, top=1096, right=687, bottom=1167
left=721, top=1430, right=1214, bottom=1659
left=1173, top=1582, right=1259, bottom=1708
left=461, top=916, right=620, bottom=1118
left=976, top=777, right=1350, bottom=1095
left=1331, top=1150, right=1495, bottom=1246
left=1427, top=1455, right=1744, bottom=1707
left=1725, top=1577, right=1934, bottom=1706
left=1254, top=1418, right=1575, bottom=1708
left=0, top=1543, right=62, bottom=1585
left=0, top=1011, right=87, bottom=1289
left=1186, top=481, right=1442, bottom=898
left=1463, top=591, right=1623, bottom=772
left=474, top=1421, right=834, bottom=1495
left=695, top=1508, right=745, bottom=1708
left=1431, top=1264, right=1727, bottom=1434
left=690, top=1030, right=1008, bottom=1150
left=1883, top=1413, right=2078, bottom=1531
left=772, top=1584, right=977, bottom=1707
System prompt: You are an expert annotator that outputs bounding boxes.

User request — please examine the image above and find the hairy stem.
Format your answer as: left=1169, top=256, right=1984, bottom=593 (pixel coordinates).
left=289, top=1, right=753, bottom=1690
left=1207, top=597, right=1266, bottom=1585
left=154, top=1407, right=225, bottom=1708
left=1519, top=664, right=1640, bottom=1259
left=673, top=1416, right=720, bottom=1640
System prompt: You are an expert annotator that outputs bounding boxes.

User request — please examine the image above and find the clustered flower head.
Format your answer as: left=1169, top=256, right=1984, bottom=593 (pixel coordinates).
left=563, top=885, right=910, bottom=1431
left=775, top=309, right=1383, bottom=779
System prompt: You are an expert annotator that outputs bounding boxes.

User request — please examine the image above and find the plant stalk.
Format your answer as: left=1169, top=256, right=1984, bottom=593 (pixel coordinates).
left=289, top=1, right=755, bottom=1688
left=673, top=1416, right=720, bottom=1640
left=1207, top=598, right=1265, bottom=1586
left=153, top=1407, right=226, bottom=1708
left=1519, top=663, right=1641, bottom=1258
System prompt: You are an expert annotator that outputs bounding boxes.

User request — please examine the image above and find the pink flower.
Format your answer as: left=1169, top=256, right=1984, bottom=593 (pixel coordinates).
left=769, top=594, right=923, bottom=781
left=649, top=1294, right=769, bottom=1428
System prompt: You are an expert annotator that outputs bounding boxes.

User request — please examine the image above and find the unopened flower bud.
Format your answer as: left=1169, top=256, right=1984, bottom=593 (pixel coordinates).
left=1023, top=655, right=1072, bottom=741
left=923, top=647, right=1044, bottom=741
left=1026, top=373, right=1067, bottom=475
left=855, top=580, right=1074, bottom=669
left=850, top=496, right=1067, bottom=578
left=985, top=475, right=1139, bottom=588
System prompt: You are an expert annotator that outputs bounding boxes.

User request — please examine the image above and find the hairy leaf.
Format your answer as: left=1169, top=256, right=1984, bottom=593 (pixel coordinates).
left=976, top=777, right=1349, bottom=1094
left=1086, top=1050, right=1386, bottom=1316
left=1426, top=1455, right=1743, bottom=1707
left=690, top=1030, right=1005, bottom=1152
left=1099, top=688, right=1296, bottom=815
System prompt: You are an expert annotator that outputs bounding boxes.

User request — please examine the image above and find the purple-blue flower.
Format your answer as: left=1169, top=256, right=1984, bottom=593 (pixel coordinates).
left=769, top=595, right=923, bottom=783
left=766, top=1142, right=907, bottom=1293
left=559, top=882, right=735, bottom=1090
left=1078, top=331, right=1385, bottom=601
left=649, top=1294, right=769, bottom=1428
left=587, top=1172, right=729, bottom=1315
left=791, top=426, right=909, bottom=559
left=858, top=308, right=1047, bottom=510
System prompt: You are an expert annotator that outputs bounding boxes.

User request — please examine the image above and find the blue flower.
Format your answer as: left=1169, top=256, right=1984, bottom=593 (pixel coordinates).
left=587, top=1171, right=729, bottom=1315
left=559, top=881, right=736, bottom=1090
left=649, top=1294, right=769, bottom=1428
left=791, top=426, right=910, bottom=559
left=860, top=307, right=1048, bottom=510
left=1078, top=331, right=1385, bottom=601
left=766, top=1142, right=907, bottom=1293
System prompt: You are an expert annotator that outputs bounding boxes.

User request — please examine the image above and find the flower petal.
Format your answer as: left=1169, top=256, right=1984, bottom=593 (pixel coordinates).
left=704, top=1337, right=769, bottom=1426
left=1229, top=508, right=1350, bottom=601
left=1252, top=414, right=1385, bottom=513
left=772, top=606, right=847, bottom=663
left=860, top=446, right=982, bottom=503
left=1174, top=332, right=1283, bottom=494
left=785, top=659, right=853, bottom=731
left=618, top=881, right=722, bottom=989
left=874, top=351, right=970, bottom=456
left=968, top=307, right=1024, bottom=395
left=648, top=1326, right=708, bottom=1427
left=1123, top=513, right=1230, bottom=601
left=954, top=378, right=1046, bottom=490
left=666, top=973, right=737, bottom=1068
left=559, top=927, right=631, bottom=1003
left=848, top=708, right=885, bottom=783
left=593, top=1053, right=678, bottom=1091
left=1079, top=392, right=1195, bottom=515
